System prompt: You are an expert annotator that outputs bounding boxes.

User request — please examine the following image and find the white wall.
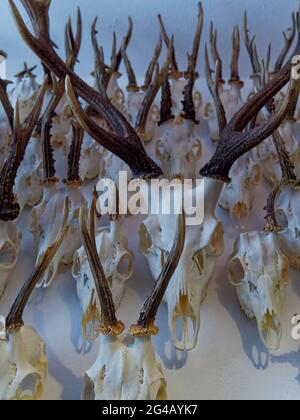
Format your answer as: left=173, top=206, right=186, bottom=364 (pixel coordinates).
left=0, top=0, right=299, bottom=81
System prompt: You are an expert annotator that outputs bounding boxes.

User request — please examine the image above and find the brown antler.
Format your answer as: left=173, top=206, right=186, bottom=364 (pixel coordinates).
left=186, top=1, right=204, bottom=77
left=274, top=12, right=296, bottom=73
left=209, top=22, right=224, bottom=83
left=243, top=11, right=261, bottom=75
left=65, top=7, right=82, bottom=72
left=142, top=35, right=162, bottom=92
left=79, top=194, right=125, bottom=336
left=14, top=61, right=37, bottom=79
left=130, top=212, right=185, bottom=337
left=0, top=78, right=14, bottom=129
left=121, top=47, right=139, bottom=92
left=181, top=56, right=199, bottom=123
left=65, top=121, right=84, bottom=185
left=158, top=73, right=174, bottom=126
left=6, top=197, right=69, bottom=332
left=158, top=14, right=180, bottom=78
left=230, top=26, right=242, bottom=84
left=10, top=0, right=162, bottom=179
left=0, top=77, right=48, bottom=221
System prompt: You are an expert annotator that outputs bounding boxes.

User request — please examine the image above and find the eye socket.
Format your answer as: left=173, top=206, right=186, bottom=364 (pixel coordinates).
left=275, top=209, right=289, bottom=229
left=117, top=254, right=133, bottom=279
left=0, top=242, right=17, bottom=269
left=228, top=258, right=245, bottom=286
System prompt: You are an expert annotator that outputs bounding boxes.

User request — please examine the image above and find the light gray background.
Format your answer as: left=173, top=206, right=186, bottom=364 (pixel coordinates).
left=0, top=0, right=300, bottom=401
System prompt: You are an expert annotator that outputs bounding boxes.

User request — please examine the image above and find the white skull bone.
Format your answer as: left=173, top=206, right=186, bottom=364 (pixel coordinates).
left=0, top=325, right=47, bottom=400
left=82, top=334, right=166, bottom=400
left=219, top=153, right=261, bottom=229
left=0, top=221, right=22, bottom=299
left=228, top=231, right=290, bottom=351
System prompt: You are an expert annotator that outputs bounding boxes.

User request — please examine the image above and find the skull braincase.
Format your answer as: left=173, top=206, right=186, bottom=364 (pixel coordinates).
left=155, top=120, right=202, bottom=179
left=82, top=335, right=166, bottom=401
left=219, top=153, right=261, bottom=229
left=0, top=222, right=22, bottom=299
left=276, top=185, right=300, bottom=270
left=0, top=326, right=47, bottom=400
left=228, top=231, right=290, bottom=350
left=140, top=203, right=224, bottom=350
left=73, top=218, right=134, bottom=337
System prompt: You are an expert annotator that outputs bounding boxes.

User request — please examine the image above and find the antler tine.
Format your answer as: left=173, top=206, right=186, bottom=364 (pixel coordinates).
left=243, top=11, right=261, bottom=74
left=114, top=16, right=133, bottom=73
left=142, top=35, right=162, bottom=92
left=0, top=77, right=48, bottom=221
left=130, top=212, right=186, bottom=337
left=205, top=44, right=227, bottom=135
left=158, top=14, right=180, bottom=78
left=187, top=1, right=204, bottom=76
left=274, top=12, right=296, bottom=73
left=0, top=78, right=14, bottom=129
left=14, top=61, right=37, bottom=79
left=10, top=0, right=162, bottom=179
left=79, top=198, right=125, bottom=336
left=230, top=26, right=242, bottom=83
left=181, top=55, right=199, bottom=123
left=209, top=22, right=223, bottom=82
left=136, top=38, right=174, bottom=141
left=91, top=18, right=107, bottom=95
left=41, top=74, right=63, bottom=183
left=6, top=197, right=69, bottom=333
left=65, top=120, right=84, bottom=185
left=201, top=72, right=300, bottom=182
left=121, top=46, right=139, bottom=92
left=65, top=7, right=82, bottom=72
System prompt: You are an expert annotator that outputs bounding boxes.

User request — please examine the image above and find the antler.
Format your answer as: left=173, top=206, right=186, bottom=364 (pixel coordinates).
left=130, top=212, right=185, bottom=337
left=0, top=77, right=48, bottom=221
left=121, top=47, right=139, bottom=92
left=181, top=56, right=199, bottom=123
left=274, top=12, right=296, bottom=73
left=230, top=26, right=242, bottom=84
left=158, top=14, right=180, bottom=78
left=201, top=67, right=300, bottom=181
left=79, top=194, right=125, bottom=336
left=186, top=1, right=204, bottom=76
left=14, top=61, right=37, bottom=79
left=65, top=7, right=82, bottom=72
left=243, top=11, right=261, bottom=75
left=41, top=75, right=64, bottom=183
left=205, top=48, right=227, bottom=135
left=65, top=121, right=84, bottom=185
left=135, top=40, right=174, bottom=140
left=209, top=22, right=224, bottom=83
left=10, top=0, right=162, bottom=179
left=158, top=73, right=174, bottom=126
left=142, top=35, right=162, bottom=92
left=0, top=78, right=14, bottom=129
left=6, top=197, right=69, bottom=333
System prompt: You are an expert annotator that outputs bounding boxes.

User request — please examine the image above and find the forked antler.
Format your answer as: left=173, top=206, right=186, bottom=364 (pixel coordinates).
left=121, top=47, right=139, bottom=92
left=158, top=14, right=180, bottom=78
left=14, top=61, right=37, bottom=79
left=5, top=197, right=69, bottom=332
left=65, top=7, right=82, bottom=72
left=274, top=12, right=296, bottom=74
left=209, top=22, right=224, bottom=83
left=243, top=11, right=261, bottom=75
left=79, top=194, right=125, bottom=337
left=130, top=212, right=185, bottom=337
left=0, top=77, right=48, bottom=221
left=142, top=36, right=162, bottom=92
left=186, top=1, right=204, bottom=77
left=9, top=0, right=161, bottom=179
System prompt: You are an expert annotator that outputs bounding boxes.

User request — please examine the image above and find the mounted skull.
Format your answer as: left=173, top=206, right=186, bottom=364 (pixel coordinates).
left=79, top=198, right=185, bottom=400
left=73, top=202, right=134, bottom=339
left=0, top=199, right=68, bottom=400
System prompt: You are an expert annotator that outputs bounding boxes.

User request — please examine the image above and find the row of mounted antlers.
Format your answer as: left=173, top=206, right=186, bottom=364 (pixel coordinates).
left=0, top=0, right=300, bottom=400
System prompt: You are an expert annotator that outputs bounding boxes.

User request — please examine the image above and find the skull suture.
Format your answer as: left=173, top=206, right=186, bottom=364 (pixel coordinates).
left=228, top=231, right=290, bottom=351
left=219, top=153, right=261, bottom=229
left=0, top=222, right=22, bottom=299
left=73, top=216, right=134, bottom=339
left=155, top=119, right=202, bottom=179
left=82, top=334, right=166, bottom=401
left=140, top=180, right=224, bottom=350
left=30, top=184, right=87, bottom=288
left=0, top=325, right=47, bottom=400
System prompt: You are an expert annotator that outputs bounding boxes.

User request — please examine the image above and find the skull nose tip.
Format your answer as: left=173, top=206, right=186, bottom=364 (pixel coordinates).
left=232, top=202, right=248, bottom=230
left=259, top=310, right=282, bottom=352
